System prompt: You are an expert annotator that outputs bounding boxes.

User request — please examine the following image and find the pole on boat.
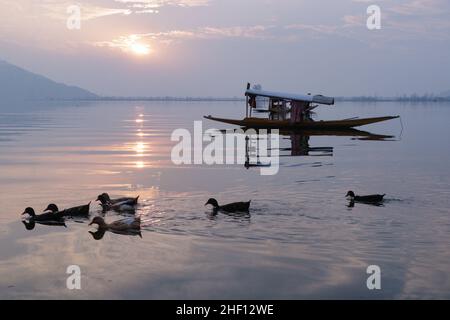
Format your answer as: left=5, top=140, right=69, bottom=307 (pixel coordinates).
left=246, top=82, right=250, bottom=118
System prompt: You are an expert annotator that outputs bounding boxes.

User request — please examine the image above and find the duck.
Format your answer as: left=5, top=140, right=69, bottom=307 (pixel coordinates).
left=96, top=194, right=139, bottom=212
left=88, top=216, right=141, bottom=237
left=205, top=198, right=251, bottom=213
left=100, top=200, right=137, bottom=213
left=96, top=193, right=139, bottom=206
left=346, top=191, right=385, bottom=203
left=44, top=202, right=90, bottom=217
left=21, top=207, right=64, bottom=222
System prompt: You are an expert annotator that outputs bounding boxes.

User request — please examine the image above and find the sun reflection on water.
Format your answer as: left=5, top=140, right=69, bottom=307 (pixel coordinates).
left=135, top=142, right=146, bottom=154
left=133, top=112, right=148, bottom=168
left=135, top=161, right=145, bottom=169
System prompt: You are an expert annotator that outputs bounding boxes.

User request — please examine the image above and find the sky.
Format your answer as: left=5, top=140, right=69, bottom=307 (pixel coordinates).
left=0, top=0, right=449, bottom=97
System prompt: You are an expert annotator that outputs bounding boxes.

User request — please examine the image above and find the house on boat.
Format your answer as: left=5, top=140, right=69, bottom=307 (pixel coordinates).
left=245, top=83, right=335, bottom=123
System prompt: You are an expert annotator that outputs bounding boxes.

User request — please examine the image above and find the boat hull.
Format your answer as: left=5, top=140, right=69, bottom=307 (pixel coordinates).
left=204, top=115, right=399, bottom=129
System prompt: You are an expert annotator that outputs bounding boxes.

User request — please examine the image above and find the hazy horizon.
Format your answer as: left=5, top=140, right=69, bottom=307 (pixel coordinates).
left=1, top=0, right=449, bottom=97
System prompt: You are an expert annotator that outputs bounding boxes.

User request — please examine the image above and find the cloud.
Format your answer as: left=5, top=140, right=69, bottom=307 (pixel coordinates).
left=95, top=25, right=272, bottom=51
left=383, top=0, right=450, bottom=40
left=389, top=0, right=448, bottom=16
left=285, top=24, right=339, bottom=35
left=114, top=0, right=210, bottom=9
left=0, top=1, right=135, bottom=21
left=73, top=0, right=210, bottom=18
left=47, top=4, right=133, bottom=21
left=342, top=15, right=364, bottom=27
left=198, top=25, right=270, bottom=39
left=344, top=0, right=450, bottom=42
left=0, top=0, right=210, bottom=24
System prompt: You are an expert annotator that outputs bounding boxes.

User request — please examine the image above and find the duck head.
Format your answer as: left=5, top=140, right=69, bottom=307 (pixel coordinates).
left=205, top=198, right=219, bottom=208
left=346, top=191, right=355, bottom=199
left=44, top=203, right=59, bottom=213
left=22, top=207, right=36, bottom=217
left=101, top=193, right=111, bottom=201
left=89, top=216, right=107, bottom=229
left=96, top=193, right=111, bottom=205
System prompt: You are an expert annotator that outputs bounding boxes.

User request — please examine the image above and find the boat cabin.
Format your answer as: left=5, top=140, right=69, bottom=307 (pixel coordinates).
left=245, top=83, right=335, bottom=123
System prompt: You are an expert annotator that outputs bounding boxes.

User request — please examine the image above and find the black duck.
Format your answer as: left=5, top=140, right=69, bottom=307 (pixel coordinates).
left=205, top=198, right=251, bottom=213
left=44, top=202, right=90, bottom=217
left=346, top=191, right=385, bottom=203
left=21, top=207, right=64, bottom=222
left=96, top=193, right=139, bottom=206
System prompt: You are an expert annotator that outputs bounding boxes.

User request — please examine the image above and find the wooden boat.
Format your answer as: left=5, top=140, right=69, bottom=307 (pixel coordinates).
left=204, top=83, right=399, bottom=130
left=204, top=115, right=399, bottom=130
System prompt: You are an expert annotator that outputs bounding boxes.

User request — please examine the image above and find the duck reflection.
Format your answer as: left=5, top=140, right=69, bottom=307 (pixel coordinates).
left=21, top=206, right=67, bottom=230
left=88, top=216, right=142, bottom=240
left=89, top=229, right=107, bottom=240
left=22, top=219, right=67, bottom=230
left=206, top=211, right=251, bottom=223
left=347, top=200, right=385, bottom=208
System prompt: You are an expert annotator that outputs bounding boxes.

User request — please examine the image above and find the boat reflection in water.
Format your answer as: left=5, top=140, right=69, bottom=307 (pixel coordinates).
left=240, top=128, right=395, bottom=169
left=285, top=128, right=394, bottom=156
left=206, top=83, right=398, bottom=169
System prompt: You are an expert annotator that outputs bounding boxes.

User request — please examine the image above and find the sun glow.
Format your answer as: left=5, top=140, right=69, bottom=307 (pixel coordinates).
left=130, top=42, right=151, bottom=56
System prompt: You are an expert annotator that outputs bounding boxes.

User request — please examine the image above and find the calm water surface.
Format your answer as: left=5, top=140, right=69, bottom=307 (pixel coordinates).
left=0, top=101, right=449, bottom=299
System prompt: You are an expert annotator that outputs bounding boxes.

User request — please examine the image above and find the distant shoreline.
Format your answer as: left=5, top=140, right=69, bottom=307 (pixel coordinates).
left=4, top=96, right=450, bottom=103
left=336, top=96, right=450, bottom=102
left=70, top=96, right=450, bottom=102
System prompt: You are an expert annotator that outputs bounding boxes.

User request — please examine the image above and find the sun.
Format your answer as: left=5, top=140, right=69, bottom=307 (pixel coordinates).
left=130, top=43, right=151, bottom=56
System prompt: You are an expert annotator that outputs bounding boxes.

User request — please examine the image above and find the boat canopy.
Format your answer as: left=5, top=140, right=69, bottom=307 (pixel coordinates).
left=245, top=89, right=334, bottom=105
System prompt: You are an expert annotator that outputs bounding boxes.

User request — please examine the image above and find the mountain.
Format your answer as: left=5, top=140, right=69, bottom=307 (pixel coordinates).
left=0, top=60, right=98, bottom=100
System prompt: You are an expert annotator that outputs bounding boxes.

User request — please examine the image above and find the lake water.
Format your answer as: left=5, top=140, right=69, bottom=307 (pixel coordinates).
left=0, top=100, right=449, bottom=299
